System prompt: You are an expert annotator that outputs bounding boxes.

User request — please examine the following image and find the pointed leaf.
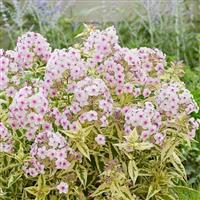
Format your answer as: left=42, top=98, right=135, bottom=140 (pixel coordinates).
left=115, top=123, right=123, bottom=140
left=38, top=175, right=46, bottom=189
left=171, top=152, right=186, bottom=178
left=146, top=185, right=161, bottom=200
left=17, top=142, right=24, bottom=161
left=128, top=160, right=138, bottom=184
left=120, top=186, right=136, bottom=200
left=91, top=183, right=110, bottom=197
left=65, top=131, right=76, bottom=139
left=8, top=172, right=22, bottom=187
left=25, top=186, right=38, bottom=196
left=76, top=165, right=88, bottom=187
left=128, top=128, right=138, bottom=143
left=76, top=142, right=90, bottom=160
left=135, top=142, right=153, bottom=151
left=161, top=139, right=179, bottom=162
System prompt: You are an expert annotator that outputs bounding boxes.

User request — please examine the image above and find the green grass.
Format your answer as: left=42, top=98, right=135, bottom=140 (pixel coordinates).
left=175, top=186, right=200, bottom=200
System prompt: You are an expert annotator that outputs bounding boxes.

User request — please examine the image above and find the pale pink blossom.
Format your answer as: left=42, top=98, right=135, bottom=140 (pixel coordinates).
left=95, top=134, right=106, bottom=145
left=57, top=182, right=69, bottom=194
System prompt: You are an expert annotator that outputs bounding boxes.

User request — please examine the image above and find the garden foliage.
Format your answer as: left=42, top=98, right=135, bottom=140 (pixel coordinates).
left=0, top=26, right=200, bottom=199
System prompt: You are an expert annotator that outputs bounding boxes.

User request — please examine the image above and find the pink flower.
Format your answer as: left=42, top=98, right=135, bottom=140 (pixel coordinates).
left=154, top=133, right=165, bottom=145
left=28, top=168, right=38, bottom=177
left=56, top=182, right=69, bottom=194
left=95, top=134, right=106, bottom=145
left=70, top=102, right=81, bottom=114
left=124, top=83, right=133, bottom=93
left=55, top=159, right=70, bottom=169
left=37, top=146, right=47, bottom=159
left=23, top=159, right=44, bottom=177
left=100, top=116, right=108, bottom=127
left=133, top=88, right=141, bottom=97
left=6, top=87, right=17, bottom=98
left=85, top=85, right=99, bottom=96
left=47, top=149, right=56, bottom=160
left=69, top=121, right=79, bottom=131
left=81, top=111, right=98, bottom=122
left=43, top=122, right=52, bottom=131
left=143, top=88, right=151, bottom=97
left=25, top=128, right=37, bottom=141
left=140, top=130, right=150, bottom=141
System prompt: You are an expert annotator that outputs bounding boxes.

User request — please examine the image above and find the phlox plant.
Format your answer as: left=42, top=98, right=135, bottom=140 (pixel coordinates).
left=0, top=25, right=199, bottom=200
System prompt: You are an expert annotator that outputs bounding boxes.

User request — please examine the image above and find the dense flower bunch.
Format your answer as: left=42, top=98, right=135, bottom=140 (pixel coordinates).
left=0, top=123, right=13, bottom=152
left=123, top=102, right=163, bottom=143
left=23, top=131, right=71, bottom=177
left=155, top=82, right=199, bottom=116
left=8, top=86, right=48, bottom=137
left=0, top=49, right=19, bottom=91
left=0, top=26, right=199, bottom=200
left=15, top=32, right=51, bottom=69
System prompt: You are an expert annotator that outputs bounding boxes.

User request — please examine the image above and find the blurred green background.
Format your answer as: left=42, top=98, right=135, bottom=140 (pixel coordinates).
left=0, top=0, right=200, bottom=198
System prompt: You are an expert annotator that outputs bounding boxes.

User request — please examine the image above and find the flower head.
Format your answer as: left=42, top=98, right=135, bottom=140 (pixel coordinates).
left=95, top=134, right=106, bottom=145
left=56, top=181, right=69, bottom=194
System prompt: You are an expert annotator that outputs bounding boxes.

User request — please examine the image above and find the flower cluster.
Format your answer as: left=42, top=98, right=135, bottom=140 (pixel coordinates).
left=122, top=47, right=166, bottom=86
left=46, top=48, right=85, bottom=80
left=83, top=26, right=119, bottom=65
left=155, top=82, right=199, bottom=117
left=0, top=51, right=9, bottom=90
left=72, top=77, right=113, bottom=126
left=23, top=158, right=45, bottom=177
left=123, top=102, right=163, bottom=143
left=188, top=117, right=200, bottom=139
left=0, top=32, right=51, bottom=94
left=0, top=26, right=199, bottom=199
left=0, top=49, right=20, bottom=92
left=0, top=123, right=13, bottom=153
left=15, top=32, right=51, bottom=68
left=82, top=29, right=167, bottom=96
left=8, top=86, right=48, bottom=140
left=24, top=131, right=71, bottom=177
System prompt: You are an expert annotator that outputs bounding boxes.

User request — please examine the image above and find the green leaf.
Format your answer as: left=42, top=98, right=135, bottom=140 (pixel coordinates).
left=82, top=125, right=93, bottom=138
left=76, top=142, right=90, bottom=160
left=0, top=188, right=7, bottom=196
left=65, top=131, right=76, bottom=139
left=159, top=194, right=177, bottom=200
left=146, top=185, right=161, bottom=200
left=25, top=186, right=38, bottom=196
left=0, top=163, right=20, bottom=173
left=25, top=175, right=50, bottom=199
left=94, top=154, right=101, bottom=173
left=38, top=175, right=46, bottom=189
left=91, top=183, right=110, bottom=197
left=135, top=142, right=154, bottom=151
left=74, top=186, right=87, bottom=200
left=161, top=139, right=179, bottom=162
left=17, top=142, right=24, bottom=161
left=76, top=164, right=88, bottom=187
left=127, top=128, right=138, bottom=143
left=115, top=123, right=123, bottom=140
left=49, top=195, right=58, bottom=200
left=38, top=175, right=51, bottom=198
left=36, top=192, right=48, bottom=200
left=170, top=152, right=186, bottom=178
left=112, top=183, right=135, bottom=200
left=119, top=186, right=136, bottom=200
left=8, top=171, right=22, bottom=187
left=128, top=160, right=138, bottom=184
